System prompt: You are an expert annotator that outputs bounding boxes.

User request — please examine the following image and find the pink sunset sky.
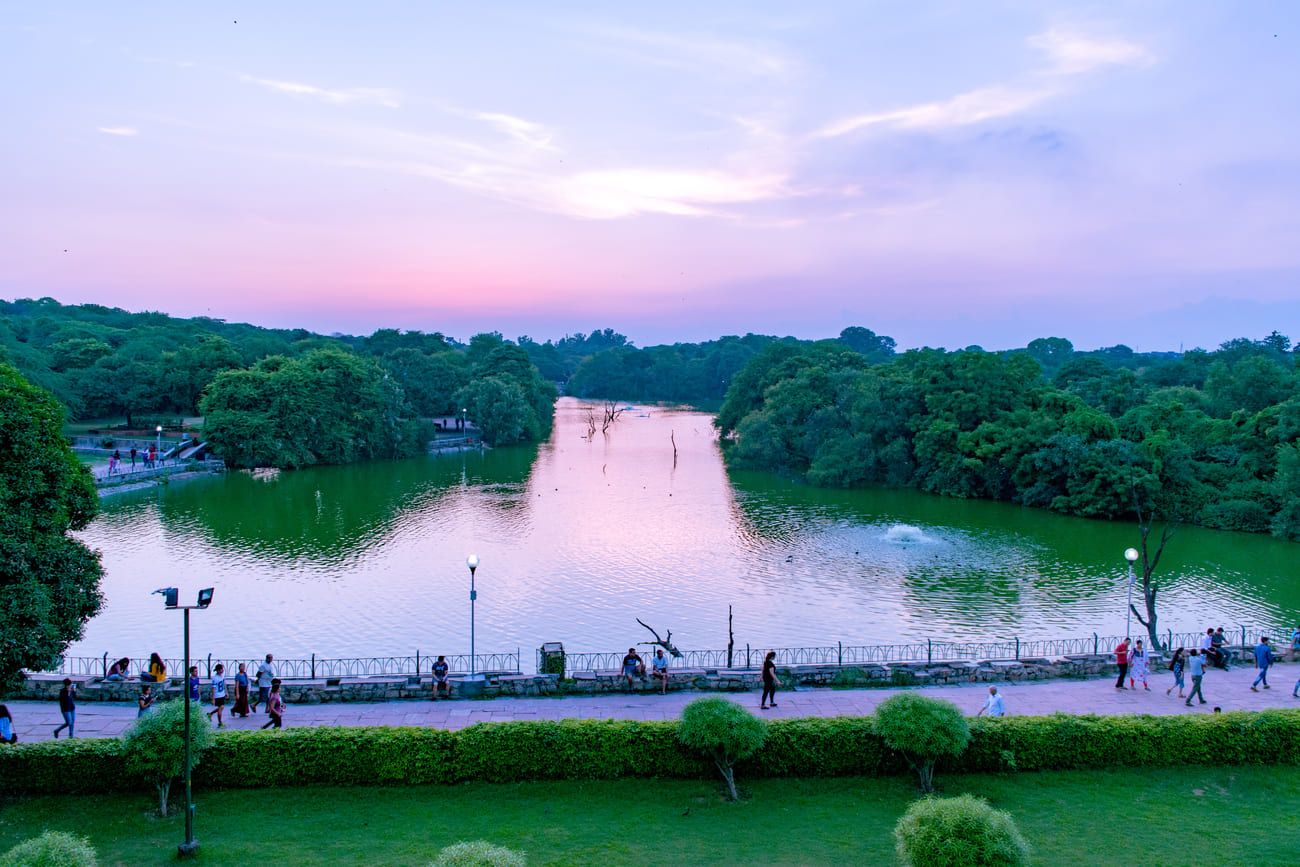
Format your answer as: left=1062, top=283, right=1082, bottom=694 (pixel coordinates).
left=2, top=2, right=1298, bottom=349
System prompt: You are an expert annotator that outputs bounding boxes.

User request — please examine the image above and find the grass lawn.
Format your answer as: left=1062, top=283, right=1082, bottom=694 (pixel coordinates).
left=1, top=767, right=1296, bottom=865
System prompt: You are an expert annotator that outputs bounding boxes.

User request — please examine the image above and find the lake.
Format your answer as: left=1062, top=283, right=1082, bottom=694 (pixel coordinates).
left=70, top=398, right=1299, bottom=662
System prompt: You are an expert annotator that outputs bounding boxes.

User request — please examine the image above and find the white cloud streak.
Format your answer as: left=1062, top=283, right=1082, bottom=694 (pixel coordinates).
left=97, top=126, right=138, bottom=136
left=475, top=112, right=556, bottom=151
left=583, top=24, right=795, bottom=79
left=1030, top=29, right=1153, bottom=75
left=241, top=76, right=401, bottom=108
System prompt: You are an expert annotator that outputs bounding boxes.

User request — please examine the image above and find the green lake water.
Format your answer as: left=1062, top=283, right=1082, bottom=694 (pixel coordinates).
left=70, top=399, right=1299, bottom=661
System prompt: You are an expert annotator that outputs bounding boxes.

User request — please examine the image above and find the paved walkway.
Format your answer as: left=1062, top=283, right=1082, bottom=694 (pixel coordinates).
left=8, top=665, right=1297, bottom=743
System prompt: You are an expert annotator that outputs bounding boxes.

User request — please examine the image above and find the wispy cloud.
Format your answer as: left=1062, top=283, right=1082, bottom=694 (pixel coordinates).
left=241, top=75, right=401, bottom=108
left=1030, top=29, right=1153, bottom=75
left=815, top=27, right=1152, bottom=139
left=475, top=112, right=556, bottom=151
left=583, top=24, right=795, bottom=79
left=97, top=126, right=138, bottom=136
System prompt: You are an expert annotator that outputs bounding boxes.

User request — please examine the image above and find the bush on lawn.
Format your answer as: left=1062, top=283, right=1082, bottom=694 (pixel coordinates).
left=876, top=694, right=970, bottom=792
left=122, top=699, right=214, bottom=816
left=430, top=840, right=526, bottom=867
left=678, top=698, right=767, bottom=800
left=894, top=795, right=1028, bottom=867
left=0, top=830, right=98, bottom=867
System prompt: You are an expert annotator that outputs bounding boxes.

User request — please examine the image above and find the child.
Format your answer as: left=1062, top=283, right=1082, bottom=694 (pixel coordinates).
left=1166, top=647, right=1185, bottom=698
left=207, top=664, right=228, bottom=727
left=188, top=666, right=201, bottom=702
left=260, top=679, right=285, bottom=730
left=138, top=685, right=155, bottom=717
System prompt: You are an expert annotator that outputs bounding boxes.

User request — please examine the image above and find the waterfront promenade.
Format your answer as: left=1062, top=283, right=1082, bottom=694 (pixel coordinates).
left=7, top=665, right=1296, bottom=743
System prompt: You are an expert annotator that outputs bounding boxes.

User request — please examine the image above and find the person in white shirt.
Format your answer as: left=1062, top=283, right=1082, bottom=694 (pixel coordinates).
left=252, top=654, right=276, bottom=714
left=977, top=686, right=1005, bottom=717
left=206, top=664, right=228, bottom=727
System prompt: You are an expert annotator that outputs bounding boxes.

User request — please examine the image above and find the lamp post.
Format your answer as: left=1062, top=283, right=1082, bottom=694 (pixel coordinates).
left=461, top=407, right=468, bottom=434
left=1124, top=547, right=1140, bottom=640
left=466, top=554, right=479, bottom=675
left=155, top=425, right=163, bottom=461
left=155, top=586, right=214, bottom=858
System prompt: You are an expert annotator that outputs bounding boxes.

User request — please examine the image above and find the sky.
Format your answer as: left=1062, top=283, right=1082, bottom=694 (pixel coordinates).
left=2, top=2, right=1298, bottom=350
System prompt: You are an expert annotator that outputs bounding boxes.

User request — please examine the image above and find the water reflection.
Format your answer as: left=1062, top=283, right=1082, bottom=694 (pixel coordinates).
left=70, top=399, right=1297, bottom=661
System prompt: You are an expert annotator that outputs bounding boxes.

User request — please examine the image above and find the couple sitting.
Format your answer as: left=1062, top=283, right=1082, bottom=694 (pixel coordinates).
left=621, top=647, right=670, bottom=693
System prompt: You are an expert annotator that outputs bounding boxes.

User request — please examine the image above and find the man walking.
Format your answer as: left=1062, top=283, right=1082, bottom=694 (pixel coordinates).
left=251, top=654, right=276, bottom=714
left=977, top=686, right=1005, bottom=717
left=1114, top=637, right=1130, bottom=689
left=1185, top=649, right=1207, bottom=707
left=1251, top=636, right=1273, bottom=692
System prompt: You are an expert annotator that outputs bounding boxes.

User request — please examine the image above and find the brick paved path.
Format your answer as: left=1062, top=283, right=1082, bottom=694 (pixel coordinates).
left=7, top=664, right=1296, bottom=744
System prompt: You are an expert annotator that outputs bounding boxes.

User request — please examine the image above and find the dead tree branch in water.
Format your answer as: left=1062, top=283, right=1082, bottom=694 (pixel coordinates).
left=636, top=618, right=682, bottom=657
left=601, top=401, right=626, bottom=434
left=671, top=430, right=678, bottom=467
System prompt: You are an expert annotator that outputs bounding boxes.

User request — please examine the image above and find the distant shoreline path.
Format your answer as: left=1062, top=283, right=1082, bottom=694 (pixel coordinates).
left=8, top=665, right=1296, bottom=743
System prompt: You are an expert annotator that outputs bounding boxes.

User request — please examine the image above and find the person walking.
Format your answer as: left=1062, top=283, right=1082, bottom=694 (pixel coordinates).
left=207, top=664, right=228, bottom=727
left=252, top=654, right=275, bottom=713
left=137, top=685, right=155, bottom=717
left=760, top=650, right=779, bottom=709
left=1114, top=638, right=1130, bottom=689
left=1166, top=647, right=1186, bottom=698
left=1129, top=639, right=1151, bottom=691
left=232, top=663, right=251, bottom=718
left=976, top=686, right=1006, bottom=717
left=129, top=446, right=137, bottom=469
left=1185, top=649, right=1208, bottom=707
left=52, top=679, right=76, bottom=738
left=260, top=679, right=285, bottom=730
left=1290, top=625, right=1300, bottom=654
left=1251, top=637, right=1274, bottom=692
left=0, top=705, right=17, bottom=744
left=187, top=666, right=201, bottom=702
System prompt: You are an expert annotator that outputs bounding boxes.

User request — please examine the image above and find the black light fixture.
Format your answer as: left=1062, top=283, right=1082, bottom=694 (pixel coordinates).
left=153, top=587, right=179, bottom=608
left=196, top=588, right=214, bottom=609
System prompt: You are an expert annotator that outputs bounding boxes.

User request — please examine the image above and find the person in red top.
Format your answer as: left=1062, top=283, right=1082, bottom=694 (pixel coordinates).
left=1114, top=638, right=1131, bottom=690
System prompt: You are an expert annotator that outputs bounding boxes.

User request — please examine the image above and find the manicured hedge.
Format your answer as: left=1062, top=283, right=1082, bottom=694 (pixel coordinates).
left=2, top=711, right=1297, bottom=796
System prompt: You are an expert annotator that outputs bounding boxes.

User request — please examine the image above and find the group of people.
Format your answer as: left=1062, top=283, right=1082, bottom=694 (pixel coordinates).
left=619, top=647, right=673, bottom=694
left=1117, top=626, right=1300, bottom=708
left=104, top=445, right=163, bottom=476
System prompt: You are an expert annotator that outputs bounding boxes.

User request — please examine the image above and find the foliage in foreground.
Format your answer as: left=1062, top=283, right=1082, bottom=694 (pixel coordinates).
left=895, top=795, right=1029, bottom=867
left=0, top=830, right=98, bottom=867
left=875, top=694, right=972, bottom=792
left=430, top=840, right=527, bottom=867
left=0, top=362, right=103, bottom=694
left=121, top=700, right=215, bottom=816
left=677, top=697, right=768, bottom=800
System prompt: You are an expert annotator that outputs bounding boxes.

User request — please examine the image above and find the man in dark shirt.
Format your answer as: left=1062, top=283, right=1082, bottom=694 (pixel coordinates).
left=53, top=679, right=76, bottom=739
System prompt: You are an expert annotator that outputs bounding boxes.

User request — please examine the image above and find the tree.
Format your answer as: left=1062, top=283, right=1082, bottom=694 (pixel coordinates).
left=122, top=699, right=215, bottom=817
left=677, top=697, right=768, bottom=800
left=458, top=377, right=534, bottom=446
left=838, top=326, right=897, bottom=363
left=163, top=334, right=243, bottom=414
left=0, top=363, right=103, bottom=694
left=894, top=795, right=1029, bottom=867
left=875, top=694, right=970, bottom=792
left=1128, top=483, right=1175, bottom=651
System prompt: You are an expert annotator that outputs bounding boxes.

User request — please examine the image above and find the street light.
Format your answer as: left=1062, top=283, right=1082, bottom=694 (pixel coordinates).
left=1124, top=547, right=1140, bottom=640
left=154, top=586, right=214, bottom=858
left=156, top=425, right=163, bottom=464
left=461, top=407, right=468, bottom=433
left=466, top=554, right=479, bottom=676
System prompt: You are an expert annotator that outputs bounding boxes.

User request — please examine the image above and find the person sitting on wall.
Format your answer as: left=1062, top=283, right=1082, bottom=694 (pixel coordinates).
left=649, top=648, right=670, bottom=694
left=105, top=657, right=130, bottom=681
left=622, top=647, right=646, bottom=691
left=432, top=655, right=451, bottom=700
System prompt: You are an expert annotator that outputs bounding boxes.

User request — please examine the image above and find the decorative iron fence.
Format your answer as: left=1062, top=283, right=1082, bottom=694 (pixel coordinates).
left=43, top=650, right=522, bottom=680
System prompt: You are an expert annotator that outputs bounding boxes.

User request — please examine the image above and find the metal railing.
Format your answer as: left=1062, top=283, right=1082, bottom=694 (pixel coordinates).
left=41, top=650, right=522, bottom=680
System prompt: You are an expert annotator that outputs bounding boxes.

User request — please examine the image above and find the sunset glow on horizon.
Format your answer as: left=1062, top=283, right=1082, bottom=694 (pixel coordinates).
left=2, top=2, right=1298, bottom=349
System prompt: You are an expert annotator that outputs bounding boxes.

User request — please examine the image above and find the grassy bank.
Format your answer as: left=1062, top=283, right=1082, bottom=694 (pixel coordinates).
left=2, top=766, right=1296, bottom=865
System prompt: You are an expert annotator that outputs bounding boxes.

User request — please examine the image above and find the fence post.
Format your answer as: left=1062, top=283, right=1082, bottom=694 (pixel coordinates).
left=1241, top=625, right=1247, bottom=647
left=1015, top=637, right=1020, bottom=660
left=927, top=639, right=932, bottom=665
left=517, top=647, right=521, bottom=674
left=838, top=641, right=843, bottom=666
left=1093, top=632, right=1098, bottom=655
left=206, top=653, right=212, bottom=678
left=416, top=650, right=420, bottom=676
left=311, top=653, right=316, bottom=680
left=1167, top=629, right=1172, bottom=650
left=102, top=653, right=108, bottom=678
left=746, top=643, right=751, bottom=670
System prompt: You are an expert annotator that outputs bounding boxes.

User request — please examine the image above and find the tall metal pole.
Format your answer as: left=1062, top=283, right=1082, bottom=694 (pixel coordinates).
left=181, top=607, right=196, bottom=856
left=1124, top=561, right=1135, bottom=640
left=469, top=563, right=477, bottom=675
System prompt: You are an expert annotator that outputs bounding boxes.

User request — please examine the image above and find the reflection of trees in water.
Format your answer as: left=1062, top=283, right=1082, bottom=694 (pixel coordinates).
left=159, top=446, right=539, bottom=564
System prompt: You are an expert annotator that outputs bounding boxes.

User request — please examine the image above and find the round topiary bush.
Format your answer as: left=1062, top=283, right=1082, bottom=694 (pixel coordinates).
left=894, top=795, right=1029, bottom=867
left=429, top=840, right=527, bottom=867
left=677, top=697, right=767, bottom=801
left=0, top=830, right=99, bottom=867
left=875, top=693, right=970, bottom=792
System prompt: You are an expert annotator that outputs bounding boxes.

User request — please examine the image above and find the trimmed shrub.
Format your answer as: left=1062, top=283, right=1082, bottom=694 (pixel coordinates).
left=677, top=698, right=767, bottom=800
left=895, top=795, right=1029, bottom=867
left=0, top=830, right=98, bottom=867
left=455, top=720, right=702, bottom=783
left=876, top=694, right=970, bottom=792
left=122, top=699, right=214, bottom=816
left=430, top=840, right=526, bottom=867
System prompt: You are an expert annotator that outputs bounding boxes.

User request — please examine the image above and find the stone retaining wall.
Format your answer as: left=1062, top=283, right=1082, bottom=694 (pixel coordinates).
left=17, top=646, right=1287, bottom=704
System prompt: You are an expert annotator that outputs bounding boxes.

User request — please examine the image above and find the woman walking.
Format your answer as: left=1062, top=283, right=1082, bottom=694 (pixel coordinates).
left=760, top=651, right=779, bottom=709
left=52, top=678, right=76, bottom=738
left=0, top=705, right=17, bottom=744
left=260, top=679, right=285, bottom=730
left=1129, top=639, right=1151, bottom=690
left=1166, top=647, right=1186, bottom=698
left=232, top=663, right=251, bottom=718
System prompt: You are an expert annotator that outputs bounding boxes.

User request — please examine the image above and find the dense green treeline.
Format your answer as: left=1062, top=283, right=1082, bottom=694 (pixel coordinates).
left=0, top=298, right=555, bottom=466
left=716, top=331, right=1300, bottom=539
